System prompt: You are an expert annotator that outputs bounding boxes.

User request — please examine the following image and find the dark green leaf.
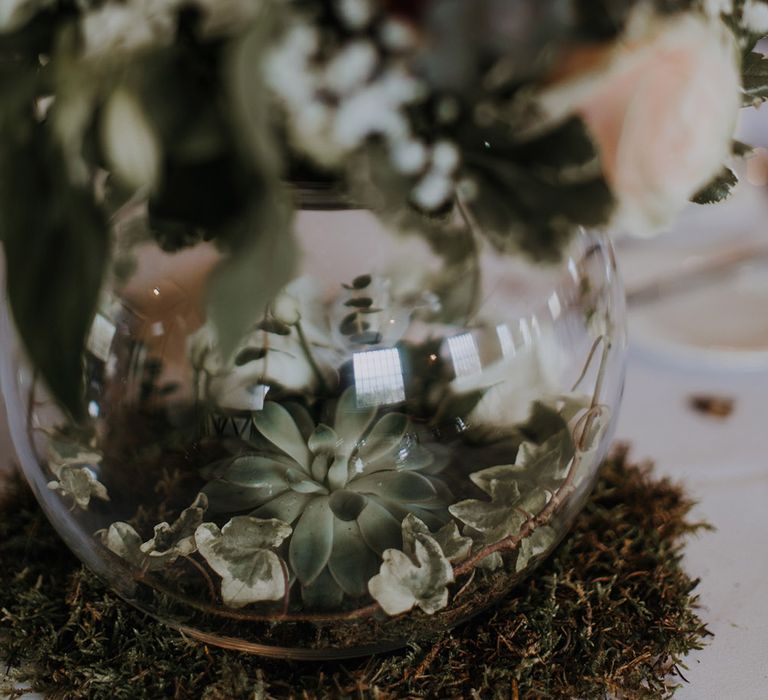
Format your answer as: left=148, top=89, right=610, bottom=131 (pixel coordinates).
left=741, top=50, right=768, bottom=105
left=208, top=192, right=297, bottom=359
left=691, top=166, right=738, bottom=205
left=1, top=128, right=108, bottom=419
left=732, top=139, right=753, bottom=157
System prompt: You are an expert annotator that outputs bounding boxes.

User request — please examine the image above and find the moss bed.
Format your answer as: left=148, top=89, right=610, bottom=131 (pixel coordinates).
left=0, top=446, right=712, bottom=699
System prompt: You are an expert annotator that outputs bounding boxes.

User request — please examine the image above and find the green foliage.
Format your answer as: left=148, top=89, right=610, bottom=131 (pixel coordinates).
left=460, top=116, right=615, bottom=262
left=101, top=494, right=208, bottom=571
left=208, top=195, right=297, bottom=360
left=691, top=166, right=739, bottom=204
left=368, top=514, right=455, bottom=616
left=0, top=127, right=109, bottom=420
left=741, top=50, right=768, bottom=105
left=0, top=449, right=712, bottom=699
left=195, top=516, right=292, bottom=607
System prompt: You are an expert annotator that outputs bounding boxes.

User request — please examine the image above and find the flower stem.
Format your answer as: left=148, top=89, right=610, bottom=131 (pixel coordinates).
left=295, top=320, right=329, bottom=395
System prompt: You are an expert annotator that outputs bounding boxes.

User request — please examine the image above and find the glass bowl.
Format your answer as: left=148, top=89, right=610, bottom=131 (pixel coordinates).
left=0, top=195, right=626, bottom=659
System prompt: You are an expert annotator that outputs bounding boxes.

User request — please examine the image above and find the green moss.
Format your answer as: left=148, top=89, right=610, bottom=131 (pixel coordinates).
left=0, top=447, right=711, bottom=699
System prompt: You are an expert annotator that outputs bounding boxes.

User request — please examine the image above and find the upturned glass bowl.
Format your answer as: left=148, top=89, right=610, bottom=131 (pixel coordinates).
left=0, top=194, right=625, bottom=659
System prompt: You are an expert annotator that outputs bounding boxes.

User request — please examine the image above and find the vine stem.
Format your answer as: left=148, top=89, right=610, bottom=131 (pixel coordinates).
left=184, top=554, right=218, bottom=604
left=295, top=320, right=329, bottom=395
left=454, top=195, right=483, bottom=324
left=454, top=338, right=612, bottom=576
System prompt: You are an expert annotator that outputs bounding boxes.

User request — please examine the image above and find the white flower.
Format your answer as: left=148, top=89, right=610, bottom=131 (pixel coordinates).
left=335, top=0, right=373, bottom=30
left=0, top=0, right=54, bottom=33
left=323, top=41, right=378, bottom=95
left=411, top=171, right=453, bottom=210
left=80, top=0, right=179, bottom=60
left=101, top=88, right=161, bottom=191
left=701, top=0, right=734, bottom=17
left=333, top=67, right=423, bottom=149
left=539, top=8, right=741, bottom=237
left=742, top=0, right=768, bottom=33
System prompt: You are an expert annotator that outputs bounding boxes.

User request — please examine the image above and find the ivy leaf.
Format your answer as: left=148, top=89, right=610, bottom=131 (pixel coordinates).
left=570, top=406, right=611, bottom=488
left=100, top=494, right=208, bottom=570
left=195, top=516, right=291, bottom=607
left=515, top=525, right=558, bottom=573
left=1, top=127, right=109, bottom=420
left=368, top=514, right=454, bottom=616
left=46, top=437, right=107, bottom=509
left=47, top=466, right=109, bottom=510
left=448, top=474, right=545, bottom=543
left=691, top=167, right=738, bottom=205
left=511, top=428, right=576, bottom=493
left=449, top=428, right=574, bottom=542
left=431, top=521, right=473, bottom=564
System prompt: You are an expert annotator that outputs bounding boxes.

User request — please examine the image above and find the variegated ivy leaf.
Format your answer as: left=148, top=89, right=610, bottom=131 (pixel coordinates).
left=195, top=516, right=292, bottom=608
left=570, top=406, right=611, bottom=488
left=449, top=429, right=573, bottom=543
left=48, top=465, right=109, bottom=509
left=448, top=476, right=545, bottom=544
left=432, top=521, right=473, bottom=564
left=47, top=439, right=102, bottom=476
left=515, top=525, right=557, bottom=573
left=368, top=514, right=454, bottom=616
left=401, top=514, right=472, bottom=565
left=100, top=494, right=208, bottom=570
left=513, top=429, right=575, bottom=493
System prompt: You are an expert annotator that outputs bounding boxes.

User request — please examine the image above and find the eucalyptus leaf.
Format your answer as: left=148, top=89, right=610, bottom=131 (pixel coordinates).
left=195, top=516, right=292, bottom=607
left=368, top=514, right=454, bottom=616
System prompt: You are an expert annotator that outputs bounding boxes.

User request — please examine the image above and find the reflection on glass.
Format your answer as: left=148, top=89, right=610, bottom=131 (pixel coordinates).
left=353, top=347, right=406, bottom=407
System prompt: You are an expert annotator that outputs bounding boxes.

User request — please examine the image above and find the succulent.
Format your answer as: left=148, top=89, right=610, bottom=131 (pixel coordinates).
left=202, top=387, right=451, bottom=605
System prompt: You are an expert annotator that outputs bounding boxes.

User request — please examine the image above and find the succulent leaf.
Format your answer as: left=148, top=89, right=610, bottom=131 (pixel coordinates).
left=252, top=401, right=312, bottom=470
left=328, top=518, right=379, bottom=597
left=289, top=496, right=334, bottom=585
